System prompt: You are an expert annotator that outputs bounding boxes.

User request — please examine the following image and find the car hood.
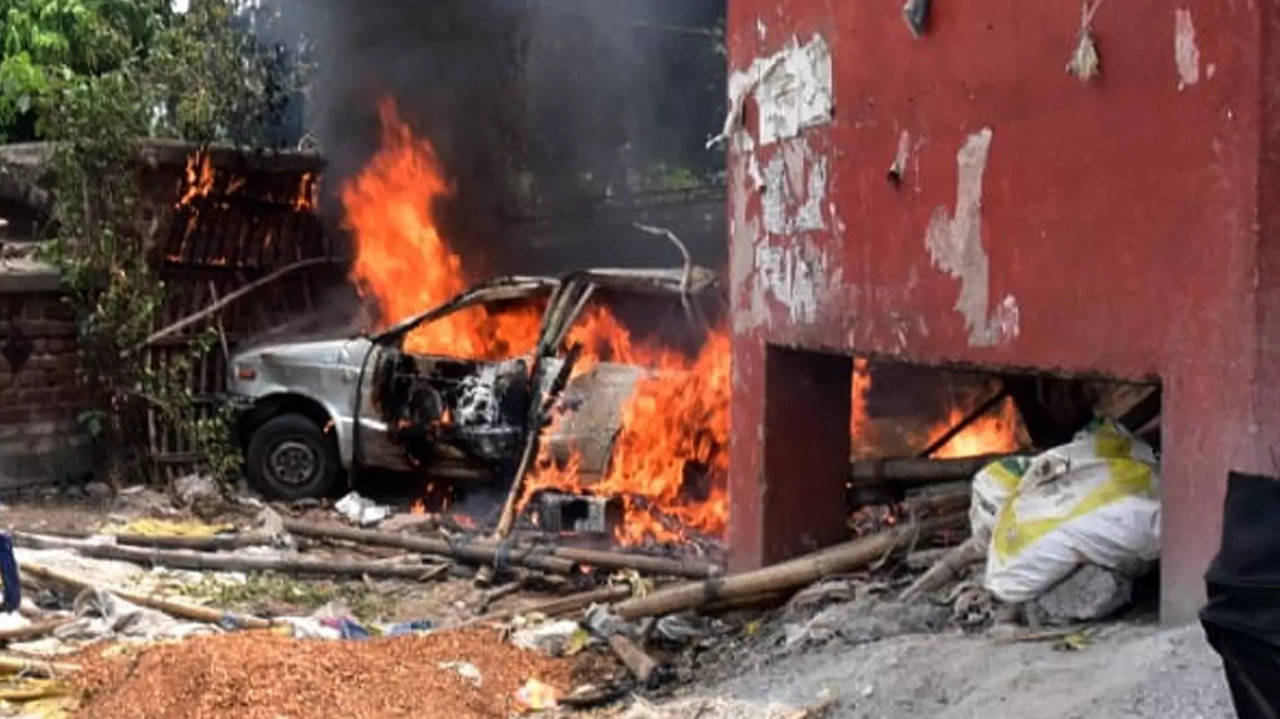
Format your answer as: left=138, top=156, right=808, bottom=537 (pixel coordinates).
left=233, top=338, right=373, bottom=368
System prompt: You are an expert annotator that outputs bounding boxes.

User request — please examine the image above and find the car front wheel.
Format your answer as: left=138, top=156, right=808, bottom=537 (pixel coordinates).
left=246, top=413, right=341, bottom=499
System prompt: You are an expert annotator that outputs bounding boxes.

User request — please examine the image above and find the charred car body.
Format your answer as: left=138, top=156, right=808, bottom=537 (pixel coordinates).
left=225, top=267, right=719, bottom=499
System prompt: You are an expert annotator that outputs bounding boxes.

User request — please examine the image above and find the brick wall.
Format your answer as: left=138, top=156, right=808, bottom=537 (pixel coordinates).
left=0, top=266, right=90, bottom=488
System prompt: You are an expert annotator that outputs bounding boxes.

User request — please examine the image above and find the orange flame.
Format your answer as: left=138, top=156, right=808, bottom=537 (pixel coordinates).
left=177, top=150, right=214, bottom=207
left=342, top=99, right=541, bottom=359
left=849, top=357, right=871, bottom=447
left=849, top=360, right=1023, bottom=459
left=925, top=396, right=1022, bottom=458
left=344, top=97, right=729, bottom=545
left=521, top=330, right=730, bottom=546
left=293, top=172, right=318, bottom=212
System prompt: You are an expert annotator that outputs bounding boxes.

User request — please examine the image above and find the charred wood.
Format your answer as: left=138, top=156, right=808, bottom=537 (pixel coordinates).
left=283, top=518, right=718, bottom=578
left=281, top=519, right=576, bottom=574
left=545, top=546, right=718, bottom=579
left=607, top=633, right=662, bottom=686
left=849, top=454, right=1016, bottom=485
left=898, top=536, right=984, bottom=602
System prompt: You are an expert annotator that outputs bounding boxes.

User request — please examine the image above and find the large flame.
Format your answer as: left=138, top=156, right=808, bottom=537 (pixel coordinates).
left=522, top=330, right=730, bottom=545
left=342, top=99, right=541, bottom=359
left=850, top=360, right=1023, bottom=459
left=924, top=396, right=1022, bottom=458
left=344, top=97, right=730, bottom=544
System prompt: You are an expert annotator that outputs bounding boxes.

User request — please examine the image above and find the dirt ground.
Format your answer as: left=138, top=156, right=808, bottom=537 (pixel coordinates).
left=638, top=621, right=1232, bottom=719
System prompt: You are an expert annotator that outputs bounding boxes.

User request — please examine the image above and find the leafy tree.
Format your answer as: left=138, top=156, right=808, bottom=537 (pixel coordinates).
left=0, top=0, right=167, bottom=140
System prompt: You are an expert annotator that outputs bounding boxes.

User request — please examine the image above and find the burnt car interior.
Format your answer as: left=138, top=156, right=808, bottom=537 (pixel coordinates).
left=352, top=268, right=721, bottom=490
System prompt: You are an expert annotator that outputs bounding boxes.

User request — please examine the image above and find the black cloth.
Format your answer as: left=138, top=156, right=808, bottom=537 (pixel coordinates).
left=1201, top=471, right=1280, bottom=718
left=1203, top=622, right=1280, bottom=719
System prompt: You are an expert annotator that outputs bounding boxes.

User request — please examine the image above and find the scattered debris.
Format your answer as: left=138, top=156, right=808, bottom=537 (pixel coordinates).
left=333, top=491, right=393, bottom=527
left=783, top=598, right=950, bottom=650
left=510, top=619, right=584, bottom=655
left=437, top=660, right=483, bottom=686
left=514, top=677, right=561, bottom=713
left=171, top=474, right=223, bottom=512
left=1027, top=563, right=1133, bottom=627
left=899, top=536, right=983, bottom=602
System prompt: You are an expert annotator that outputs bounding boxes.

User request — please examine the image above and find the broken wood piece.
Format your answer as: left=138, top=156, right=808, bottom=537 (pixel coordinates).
left=701, top=590, right=790, bottom=614
left=612, top=513, right=965, bottom=621
left=607, top=633, right=661, bottom=686
left=0, top=654, right=79, bottom=678
left=898, top=536, right=984, bottom=603
left=130, top=256, right=345, bottom=356
left=455, top=584, right=635, bottom=630
left=545, top=546, right=718, bottom=579
left=904, top=547, right=953, bottom=570
left=899, top=485, right=971, bottom=518
left=281, top=519, right=576, bottom=574
left=849, top=455, right=1014, bottom=486
left=0, top=618, right=72, bottom=643
left=20, top=561, right=270, bottom=630
left=283, top=520, right=718, bottom=577
left=12, top=532, right=449, bottom=582
left=113, top=533, right=274, bottom=552
left=476, top=580, right=523, bottom=614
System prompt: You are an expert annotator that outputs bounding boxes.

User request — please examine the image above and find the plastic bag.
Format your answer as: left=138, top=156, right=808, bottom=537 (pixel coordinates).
left=977, top=418, right=1160, bottom=602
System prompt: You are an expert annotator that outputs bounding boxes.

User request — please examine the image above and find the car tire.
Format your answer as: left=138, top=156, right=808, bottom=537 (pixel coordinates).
left=246, top=413, right=341, bottom=499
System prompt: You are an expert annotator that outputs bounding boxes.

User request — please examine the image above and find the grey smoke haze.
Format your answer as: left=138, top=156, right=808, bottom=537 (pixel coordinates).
left=267, top=0, right=725, bottom=276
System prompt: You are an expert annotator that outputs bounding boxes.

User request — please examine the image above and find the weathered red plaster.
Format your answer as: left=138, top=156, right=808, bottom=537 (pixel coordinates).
left=727, top=0, right=1271, bottom=622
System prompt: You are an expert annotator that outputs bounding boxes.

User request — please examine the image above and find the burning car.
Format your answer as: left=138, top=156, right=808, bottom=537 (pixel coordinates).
left=225, top=266, right=721, bottom=504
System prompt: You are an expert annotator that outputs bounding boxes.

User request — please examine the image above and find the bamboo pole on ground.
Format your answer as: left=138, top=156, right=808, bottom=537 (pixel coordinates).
left=280, top=520, right=576, bottom=574
left=611, top=513, right=965, bottom=620
left=13, top=533, right=448, bottom=582
left=0, top=655, right=80, bottom=677
left=19, top=561, right=270, bottom=630
left=0, top=618, right=72, bottom=643
left=282, top=519, right=718, bottom=578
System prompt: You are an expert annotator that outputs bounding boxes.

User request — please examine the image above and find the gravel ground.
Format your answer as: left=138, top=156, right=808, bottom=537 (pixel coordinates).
left=73, top=629, right=591, bottom=719
left=637, top=621, right=1233, bottom=719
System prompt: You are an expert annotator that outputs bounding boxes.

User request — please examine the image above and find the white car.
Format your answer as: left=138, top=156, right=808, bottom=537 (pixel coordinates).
left=225, top=267, right=719, bottom=499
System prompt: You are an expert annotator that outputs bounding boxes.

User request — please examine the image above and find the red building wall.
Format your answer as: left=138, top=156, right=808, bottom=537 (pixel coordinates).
left=726, top=0, right=1272, bottom=621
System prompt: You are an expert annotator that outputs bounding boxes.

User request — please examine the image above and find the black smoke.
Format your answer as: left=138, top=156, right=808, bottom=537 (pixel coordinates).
left=262, top=0, right=726, bottom=275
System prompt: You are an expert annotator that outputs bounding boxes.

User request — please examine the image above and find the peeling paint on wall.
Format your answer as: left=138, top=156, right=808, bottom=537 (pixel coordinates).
left=924, top=128, right=1020, bottom=347
left=888, top=129, right=911, bottom=184
left=1175, top=9, right=1201, bottom=91
left=762, top=144, right=828, bottom=235
left=721, top=34, right=834, bottom=148
left=752, top=238, right=841, bottom=326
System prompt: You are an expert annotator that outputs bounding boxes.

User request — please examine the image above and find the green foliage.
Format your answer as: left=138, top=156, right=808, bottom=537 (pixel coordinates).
left=32, top=0, right=301, bottom=486
left=178, top=572, right=400, bottom=622
left=0, top=0, right=167, bottom=140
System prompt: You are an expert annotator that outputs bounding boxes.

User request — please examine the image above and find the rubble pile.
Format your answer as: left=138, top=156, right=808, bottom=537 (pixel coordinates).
left=0, top=414, right=1178, bottom=717
left=73, top=630, right=577, bottom=719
